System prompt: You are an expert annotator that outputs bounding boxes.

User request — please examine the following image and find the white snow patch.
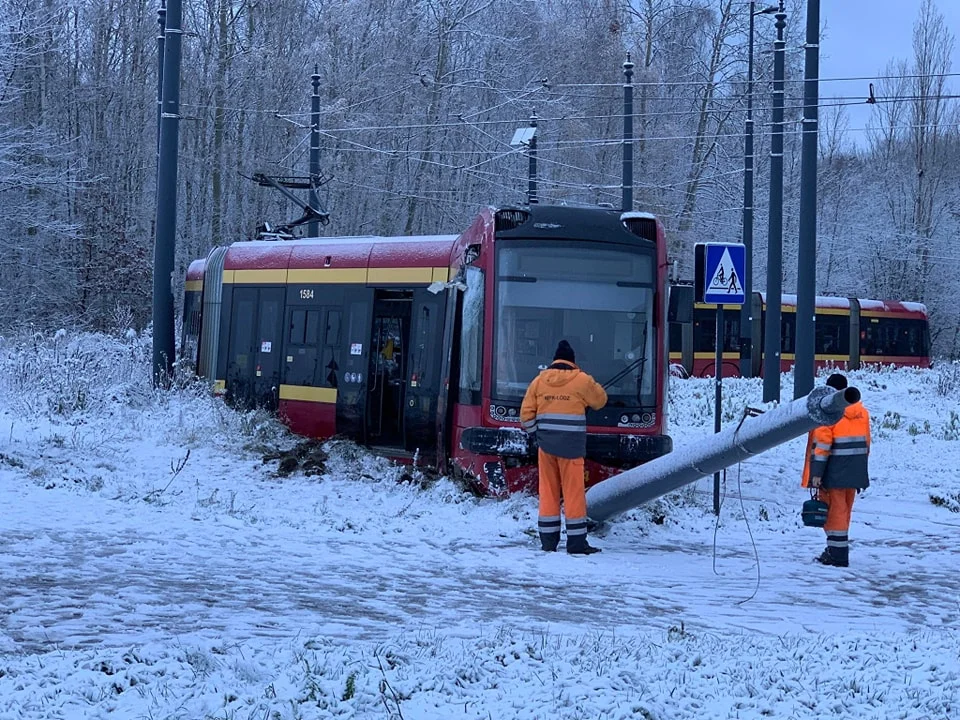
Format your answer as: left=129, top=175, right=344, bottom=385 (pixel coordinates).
left=1, top=331, right=959, bottom=718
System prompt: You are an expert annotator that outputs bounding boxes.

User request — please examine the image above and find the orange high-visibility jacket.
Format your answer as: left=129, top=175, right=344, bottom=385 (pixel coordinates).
left=520, top=360, right=608, bottom=459
left=802, top=401, right=871, bottom=490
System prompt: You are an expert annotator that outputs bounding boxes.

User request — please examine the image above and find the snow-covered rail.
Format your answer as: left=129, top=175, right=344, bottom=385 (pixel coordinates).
left=586, top=386, right=858, bottom=522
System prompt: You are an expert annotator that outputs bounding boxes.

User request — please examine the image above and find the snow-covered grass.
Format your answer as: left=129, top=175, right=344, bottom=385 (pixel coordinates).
left=1, top=330, right=959, bottom=719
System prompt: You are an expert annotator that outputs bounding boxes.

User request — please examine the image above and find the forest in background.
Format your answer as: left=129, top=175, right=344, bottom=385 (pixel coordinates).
left=1, top=0, right=958, bottom=357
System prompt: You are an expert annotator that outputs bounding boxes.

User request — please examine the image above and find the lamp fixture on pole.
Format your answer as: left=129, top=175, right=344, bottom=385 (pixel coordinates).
left=510, top=114, right=539, bottom=205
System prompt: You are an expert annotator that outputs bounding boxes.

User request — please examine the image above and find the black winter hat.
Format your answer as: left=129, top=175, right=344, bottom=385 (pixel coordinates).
left=825, top=373, right=847, bottom=390
left=553, top=340, right=576, bottom=363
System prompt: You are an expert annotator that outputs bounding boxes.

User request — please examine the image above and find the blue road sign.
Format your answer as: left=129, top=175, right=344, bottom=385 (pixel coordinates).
left=703, top=243, right=746, bottom=305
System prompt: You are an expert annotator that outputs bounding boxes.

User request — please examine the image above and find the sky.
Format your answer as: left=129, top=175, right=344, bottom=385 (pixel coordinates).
left=819, top=0, right=960, bottom=137
left=1, top=331, right=959, bottom=718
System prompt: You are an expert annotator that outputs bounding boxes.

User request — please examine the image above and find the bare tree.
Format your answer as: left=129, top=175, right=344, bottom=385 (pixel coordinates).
left=867, top=0, right=956, bottom=304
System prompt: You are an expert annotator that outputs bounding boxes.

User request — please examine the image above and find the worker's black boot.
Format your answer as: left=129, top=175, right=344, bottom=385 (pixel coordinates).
left=538, top=515, right=561, bottom=552
left=540, top=531, right=560, bottom=552
left=566, top=534, right=601, bottom=555
left=816, top=547, right=848, bottom=567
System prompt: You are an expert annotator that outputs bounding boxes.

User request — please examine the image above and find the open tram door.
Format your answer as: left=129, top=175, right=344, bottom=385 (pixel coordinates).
left=366, top=291, right=412, bottom=449
left=365, top=288, right=447, bottom=458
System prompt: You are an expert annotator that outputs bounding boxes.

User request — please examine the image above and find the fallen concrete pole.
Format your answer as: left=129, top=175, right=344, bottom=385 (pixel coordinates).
left=586, top=385, right=859, bottom=523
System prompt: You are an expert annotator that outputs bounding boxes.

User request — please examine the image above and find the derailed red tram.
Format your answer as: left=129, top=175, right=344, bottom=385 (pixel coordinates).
left=182, top=204, right=674, bottom=494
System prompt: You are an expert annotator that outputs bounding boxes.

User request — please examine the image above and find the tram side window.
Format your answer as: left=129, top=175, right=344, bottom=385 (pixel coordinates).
left=412, top=302, right=438, bottom=387
left=289, top=309, right=322, bottom=345
left=724, top=314, right=741, bottom=352
left=289, top=309, right=304, bottom=343
left=861, top=318, right=927, bottom=357
left=322, top=310, right=342, bottom=387
left=693, top=309, right=713, bottom=352
left=668, top=322, right=683, bottom=353
left=305, top=309, right=320, bottom=345
left=860, top=322, right=879, bottom=355
left=325, top=310, right=341, bottom=346
left=692, top=308, right=740, bottom=352
left=781, top=314, right=796, bottom=354
left=814, top=314, right=850, bottom=355
left=902, top=321, right=927, bottom=357
left=458, top=267, right=484, bottom=404
left=232, top=297, right=256, bottom=369
left=895, top=318, right=928, bottom=357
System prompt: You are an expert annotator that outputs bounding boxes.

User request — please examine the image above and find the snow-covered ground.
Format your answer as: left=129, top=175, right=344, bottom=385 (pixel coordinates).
left=1, top=331, right=958, bottom=719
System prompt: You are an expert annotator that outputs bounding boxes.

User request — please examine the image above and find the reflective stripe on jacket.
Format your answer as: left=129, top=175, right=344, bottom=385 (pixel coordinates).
left=520, top=361, right=608, bottom=459
left=808, top=401, right=871, bottom=490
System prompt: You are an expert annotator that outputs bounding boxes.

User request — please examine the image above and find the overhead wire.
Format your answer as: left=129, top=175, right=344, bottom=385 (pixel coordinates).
left=552, top=71, right=960, bottom=89
left=212, top=64, right=957, bottom=231
left=297, top=113, right=960, bottom=164
left=178, top=67, right=960, bottom=126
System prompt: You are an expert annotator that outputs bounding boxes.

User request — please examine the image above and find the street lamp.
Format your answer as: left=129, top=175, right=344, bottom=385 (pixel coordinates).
left=740, top=2, right=778, bottom=378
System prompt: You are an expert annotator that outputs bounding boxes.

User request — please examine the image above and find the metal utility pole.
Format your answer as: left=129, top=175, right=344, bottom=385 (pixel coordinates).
left=308, top=66, right=322, bottom=237
left=794, top=0, right=821, bottom=398
left=762, top=2, right=786, bottom=404
left=155, top=1, right=166, bottom=155
left=586, top=385, right=859, bottom=522
left=741, top=3, right=779, bottom=378
left=152, top=0, right=183, bottom=385
left=713, top=302, right=723, bottom=515
left=622, top=53, right=634, bottom=212
left=527, top=113, right=538, bottom=205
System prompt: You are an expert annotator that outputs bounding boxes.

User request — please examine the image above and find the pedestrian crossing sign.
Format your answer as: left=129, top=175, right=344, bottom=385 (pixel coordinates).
left=702, top=242, right=745, bottom=305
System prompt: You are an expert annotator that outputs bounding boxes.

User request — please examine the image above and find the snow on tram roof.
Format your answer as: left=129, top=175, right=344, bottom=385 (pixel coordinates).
left=239, top=234, right=460, bottom=248
left=756, top=293, right=928, bottom=314
left=858, top=298, right=928, bottom=314
left=758, top=293, right=850, bottom=308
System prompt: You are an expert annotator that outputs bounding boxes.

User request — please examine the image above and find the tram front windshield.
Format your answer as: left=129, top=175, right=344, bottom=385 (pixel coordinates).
left=494, top=241, right=656, bottom=408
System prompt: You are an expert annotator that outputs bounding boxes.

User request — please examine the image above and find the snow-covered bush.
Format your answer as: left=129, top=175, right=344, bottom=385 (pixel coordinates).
left=935, top=360, right=960, bottom=398
left=0, top=329, right=150, bottom=419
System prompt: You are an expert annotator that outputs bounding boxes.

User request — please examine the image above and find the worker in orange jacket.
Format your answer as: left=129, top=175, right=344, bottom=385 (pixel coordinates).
left=520, top=340, right=608, bottom=554
left=801, top=373, right=871, bottom=567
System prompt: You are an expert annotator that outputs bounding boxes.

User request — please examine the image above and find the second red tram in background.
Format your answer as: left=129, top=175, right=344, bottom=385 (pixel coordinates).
left=668, top=290, right=932, bottom=378
left=183, top=204, right=674, bottom=495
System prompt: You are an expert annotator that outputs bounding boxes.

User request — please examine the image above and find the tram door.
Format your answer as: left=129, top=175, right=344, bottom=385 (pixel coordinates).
left=226, top=286, right=284, bottom=409
left=366, top=291, right=412, bottom=447
left=403, top=289, right=445, bottom=456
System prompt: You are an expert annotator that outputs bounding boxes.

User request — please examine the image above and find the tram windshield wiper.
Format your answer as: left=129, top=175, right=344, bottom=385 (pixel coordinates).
left=635, top=323, right=648, bottom=406
left=600, top=324, right=649, bottom=406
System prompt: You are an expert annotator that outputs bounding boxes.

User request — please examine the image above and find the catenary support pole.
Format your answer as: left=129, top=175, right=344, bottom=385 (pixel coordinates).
left=528, top=113, right=538, bottom=205
left=152, top=0, right=183, bottom=385
left=308, top=66, right=321, bottom=237
left=586, top=386, right=859, bottom=522
left=762, top=3, right=786, bottom=404
left=156, top=1, right=166, bottom=156
left=794, top=0, right=820, bottom=398
left=740, top=2, right=757, bottom=377
left=622, top=54, right=634, bottom=212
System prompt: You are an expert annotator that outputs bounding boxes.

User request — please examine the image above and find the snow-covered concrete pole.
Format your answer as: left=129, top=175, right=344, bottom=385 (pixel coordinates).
left=586, top=385, right=859, bottom=522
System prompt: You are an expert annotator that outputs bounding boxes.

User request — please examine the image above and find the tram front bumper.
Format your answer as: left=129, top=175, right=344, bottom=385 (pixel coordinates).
left=459, top=427, right=673, bottom=467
